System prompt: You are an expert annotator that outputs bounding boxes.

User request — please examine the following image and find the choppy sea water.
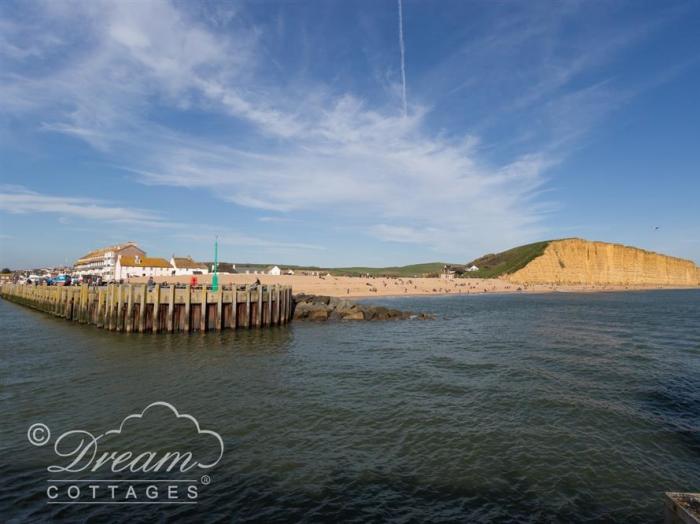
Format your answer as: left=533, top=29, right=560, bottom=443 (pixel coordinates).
left=0, top=290, right=698, bottom=523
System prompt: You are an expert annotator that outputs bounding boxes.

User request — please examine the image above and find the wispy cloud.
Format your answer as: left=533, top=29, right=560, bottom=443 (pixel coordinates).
left=0, top=0, right=688, bottom=260
left=0, top=185, right=325, bottom=254
left=174, top=231, right=325, bottom=252
left=0, top=186, right=163, bottom=224
left=397, top=0, right=407, bottom=117
left=0, top=0, right=550, bottom=254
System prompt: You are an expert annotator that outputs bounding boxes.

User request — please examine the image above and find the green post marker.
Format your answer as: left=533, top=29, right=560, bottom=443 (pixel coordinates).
left=212, top=236, right=219, bottom=292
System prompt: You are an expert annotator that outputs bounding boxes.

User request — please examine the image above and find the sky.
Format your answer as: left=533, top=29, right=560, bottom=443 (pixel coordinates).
left=1, top=0, right=699, bottom=269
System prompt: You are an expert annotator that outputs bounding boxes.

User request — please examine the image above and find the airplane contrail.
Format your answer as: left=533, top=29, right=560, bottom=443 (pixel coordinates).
left=398, top=0, right=407, bottom=116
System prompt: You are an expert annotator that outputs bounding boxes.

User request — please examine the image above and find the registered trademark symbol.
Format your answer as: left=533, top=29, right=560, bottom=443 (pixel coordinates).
left=201, top=475, right=211, bottom=485
left=27, top=423, right=51, bottom=446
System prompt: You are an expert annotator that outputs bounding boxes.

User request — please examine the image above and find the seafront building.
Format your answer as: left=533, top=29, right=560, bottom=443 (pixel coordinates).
left=114, top=255, right=172, bottom=280
left=73, top=242, right=145, bottom=279
left=74, top=243, right=208, bottom=281
left=170, top=256, right=209, bottom=276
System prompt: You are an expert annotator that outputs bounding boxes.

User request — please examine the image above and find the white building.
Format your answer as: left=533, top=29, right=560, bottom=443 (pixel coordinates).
left=466, top=265, right=479, bottom=272
left=170, top=256, right=209, bottom=276
left=74, top=242, right=145, bottom=281
left=266, top=266, right=281, bottom=276
left=115, top=255, right=172, bottom=281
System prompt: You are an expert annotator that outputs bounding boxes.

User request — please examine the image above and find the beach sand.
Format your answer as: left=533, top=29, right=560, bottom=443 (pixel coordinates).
left=128, top=273, right=694, bottom=298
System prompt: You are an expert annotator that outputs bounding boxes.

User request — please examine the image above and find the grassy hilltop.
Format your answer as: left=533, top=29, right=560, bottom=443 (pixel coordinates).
left=328, top=242, right=552, bottom=278
left=220, top=241, right=552, bottom=279
left=461, top=241, right=551, bottom=278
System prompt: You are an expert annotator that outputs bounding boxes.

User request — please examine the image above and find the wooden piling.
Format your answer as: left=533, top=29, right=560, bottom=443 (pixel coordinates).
left=256, top=286, right=263, bottom=328
left=82, top=284, right=89, bottom=323
left=96, top=288, right=104, bottom=328
left=245, top=286, right=251, bottom=328
left=231, top=286, right=238, bottom=329
left=116, top=285, right=124, bottom=332
left=216, top=288, right=223, bottom=330
left=126, top=285, right=134, bottom=333
left=184, top=284, right=191, bottom=333
left=281, top=287, right=287, bottom=324
left=107, top=284, right=114, bottom=330
left=267, top=286, right=272, bottom=327
left=152, top=284, right=160, bottom=334
left=138, top=284, right=146, bottom=333
left=167, top=284, right=175, bottom=333
left=286, top=287, right=291, bottom=323
left=77, top=284, right=84, bottom=323
left=199, top=287, right=207, bottom=332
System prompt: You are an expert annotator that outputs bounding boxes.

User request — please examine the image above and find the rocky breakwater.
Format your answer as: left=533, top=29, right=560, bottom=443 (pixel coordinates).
left=292, top=294, right=434, bottom=322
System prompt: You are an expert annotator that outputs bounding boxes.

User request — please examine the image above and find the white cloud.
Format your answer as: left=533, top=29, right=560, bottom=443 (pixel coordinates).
left=174, top=231, right=325, bottom=252
left=3, top=0, right=669, bottom=258
left=0, top=186, right=163, bottom=224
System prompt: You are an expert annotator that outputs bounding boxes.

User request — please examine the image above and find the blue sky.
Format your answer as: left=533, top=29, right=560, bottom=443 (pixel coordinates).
left=1, top=0, right=699, bottom=268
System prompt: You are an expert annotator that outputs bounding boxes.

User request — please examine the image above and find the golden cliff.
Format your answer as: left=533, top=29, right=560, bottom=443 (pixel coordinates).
left=507, top=239, right=700, bottom=286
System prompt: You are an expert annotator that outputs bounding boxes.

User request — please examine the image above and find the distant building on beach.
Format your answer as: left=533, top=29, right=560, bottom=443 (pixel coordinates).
left=74, top=242, right=145, bottom=280
left=466, top=265, right=479, bottom=272
left=115, top=255, right=171, bottom=280
left=215, top=262, right=236, bottom=274
left=441, top=265, right=456, bottom=280
left=170, top=256, right=209, bottom=276
left=266, top=265, right=281, bottom=276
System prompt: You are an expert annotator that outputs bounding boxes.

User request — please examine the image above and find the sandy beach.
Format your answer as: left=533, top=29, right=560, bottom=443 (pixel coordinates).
left=128, top=273, right=695, bottom=298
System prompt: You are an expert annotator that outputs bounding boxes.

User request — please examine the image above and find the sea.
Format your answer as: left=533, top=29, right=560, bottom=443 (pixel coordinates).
left=1, top=290, right=698, bottom=523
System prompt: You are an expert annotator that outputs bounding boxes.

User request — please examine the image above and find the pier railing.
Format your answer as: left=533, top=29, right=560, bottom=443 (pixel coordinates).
left=0, top=283, right=292, bottom=333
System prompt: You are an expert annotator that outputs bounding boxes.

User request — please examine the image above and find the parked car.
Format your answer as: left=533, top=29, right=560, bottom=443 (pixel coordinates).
left=50, top=274, right=72, bottom=286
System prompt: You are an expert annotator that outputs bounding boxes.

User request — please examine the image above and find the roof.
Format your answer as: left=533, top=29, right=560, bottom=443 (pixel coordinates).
left=75, top=242, right=143, bottom=264
left=119, top=256, right=170, bottom=268
left=172, top=257, right=208, bottom=270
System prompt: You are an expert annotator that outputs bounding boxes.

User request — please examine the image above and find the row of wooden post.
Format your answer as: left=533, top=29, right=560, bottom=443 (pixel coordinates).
left=0, top=283, right=293, bottom=333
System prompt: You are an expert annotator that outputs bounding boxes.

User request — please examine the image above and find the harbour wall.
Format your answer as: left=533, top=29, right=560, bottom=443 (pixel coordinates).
left=0, top=283, right=293, bottom=333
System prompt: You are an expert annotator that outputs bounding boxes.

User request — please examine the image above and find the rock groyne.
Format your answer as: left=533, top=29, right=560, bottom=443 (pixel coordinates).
left=292, top=294, right=434, bottom=322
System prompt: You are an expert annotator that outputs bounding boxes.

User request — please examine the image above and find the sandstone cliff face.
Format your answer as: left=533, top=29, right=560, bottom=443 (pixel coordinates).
left=507, top=239, right=700, bottom=286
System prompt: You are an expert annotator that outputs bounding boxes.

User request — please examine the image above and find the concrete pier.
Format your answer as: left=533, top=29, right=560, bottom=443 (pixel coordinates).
left=0, top=283, right=293, bottom=333
left=665, top=493, right=700, bottom=524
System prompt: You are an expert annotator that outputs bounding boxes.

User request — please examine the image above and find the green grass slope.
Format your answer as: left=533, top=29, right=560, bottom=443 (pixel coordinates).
left=213, top=262, right=447, bottom=278
left=326, top=262, right=446, bottom=278
left=462, top=241, right=551, bottom=278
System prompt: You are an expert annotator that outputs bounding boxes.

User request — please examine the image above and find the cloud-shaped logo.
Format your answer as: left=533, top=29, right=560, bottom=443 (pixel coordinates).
left=103, top=401, right=224, bottom=469
left=46, top=401, right=224, bottom=474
